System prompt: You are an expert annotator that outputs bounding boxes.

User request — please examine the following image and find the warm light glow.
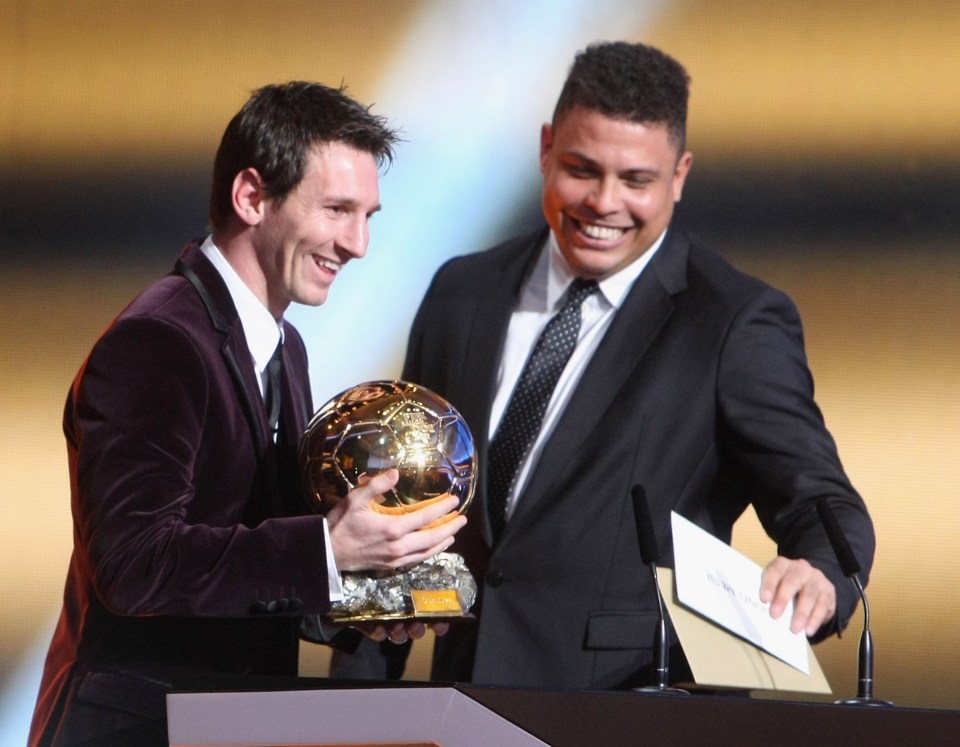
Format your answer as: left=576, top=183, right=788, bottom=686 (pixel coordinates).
left=3, top=3, right=959, bottom=743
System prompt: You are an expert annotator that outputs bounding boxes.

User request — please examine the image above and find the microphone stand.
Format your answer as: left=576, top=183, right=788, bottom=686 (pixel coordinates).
left=835, top=574, right=892, bottom=707
left=631, top=486, right=688, bottom=695
left=816, top=499, right=892, bottom=707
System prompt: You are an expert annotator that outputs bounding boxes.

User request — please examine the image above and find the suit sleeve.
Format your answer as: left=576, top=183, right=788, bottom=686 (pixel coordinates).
left=716, top=287, right=875, bottom=639
left=69, top=314, right=331, bottom=618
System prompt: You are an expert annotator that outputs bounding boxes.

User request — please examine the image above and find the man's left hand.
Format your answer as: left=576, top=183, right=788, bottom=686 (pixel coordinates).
left=760, top=556, right=836, bottom=636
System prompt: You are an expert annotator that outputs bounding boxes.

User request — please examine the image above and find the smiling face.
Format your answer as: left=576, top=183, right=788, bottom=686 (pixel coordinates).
left=252, top=141, right=381, bottom=316
left=540, top=106, right=692, bottom=281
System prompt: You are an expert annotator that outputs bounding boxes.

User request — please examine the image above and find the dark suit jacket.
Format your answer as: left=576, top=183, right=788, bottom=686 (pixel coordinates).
left=30, top=243, right=331, bottom=746
left=395, top=224, right=874, bottom=690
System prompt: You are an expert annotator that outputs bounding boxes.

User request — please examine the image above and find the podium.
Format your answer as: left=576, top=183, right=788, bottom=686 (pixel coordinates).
left=167, top=679, right=960, bottom=747
left=168, top=685, right=546, bottom=746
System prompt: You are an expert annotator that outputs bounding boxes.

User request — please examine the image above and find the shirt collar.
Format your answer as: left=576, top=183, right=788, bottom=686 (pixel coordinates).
left=200, top=236, right=283, bottom=375
left=545, top=226, right=669, bottom=310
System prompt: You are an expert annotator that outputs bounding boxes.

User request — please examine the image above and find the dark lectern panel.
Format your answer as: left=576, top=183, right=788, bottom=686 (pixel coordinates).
left=460, top=686, right=960, bottom=747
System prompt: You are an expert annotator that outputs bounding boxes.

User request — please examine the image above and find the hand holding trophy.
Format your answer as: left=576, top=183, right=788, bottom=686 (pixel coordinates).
left=300, top=380, right=477, bottom=622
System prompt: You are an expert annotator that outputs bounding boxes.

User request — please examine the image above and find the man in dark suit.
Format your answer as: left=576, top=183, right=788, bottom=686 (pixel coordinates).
left=29, top=81, right=466, bottom=747
left=333, top=42, right=875, bottom=689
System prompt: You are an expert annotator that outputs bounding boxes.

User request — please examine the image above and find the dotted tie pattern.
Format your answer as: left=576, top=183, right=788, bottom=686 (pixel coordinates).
left=486, top=277, right=599, bottom=542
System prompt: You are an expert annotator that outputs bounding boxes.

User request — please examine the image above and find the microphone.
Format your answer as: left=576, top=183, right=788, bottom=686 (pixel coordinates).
left=816, top=498, right=892, bottom=707
left=631, top=485, right=687, bottom=695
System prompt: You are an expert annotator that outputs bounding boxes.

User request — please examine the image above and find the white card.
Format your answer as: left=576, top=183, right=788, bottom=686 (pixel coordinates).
left=671, top=511, right=809, bottom=673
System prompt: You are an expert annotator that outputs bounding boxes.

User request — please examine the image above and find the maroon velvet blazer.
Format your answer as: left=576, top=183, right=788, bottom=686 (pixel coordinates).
left=30, top=242, right=330, bottom=744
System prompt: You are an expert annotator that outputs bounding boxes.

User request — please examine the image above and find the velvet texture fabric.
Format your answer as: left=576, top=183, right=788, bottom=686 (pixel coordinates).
left=30, top=243, right=329, bottom=746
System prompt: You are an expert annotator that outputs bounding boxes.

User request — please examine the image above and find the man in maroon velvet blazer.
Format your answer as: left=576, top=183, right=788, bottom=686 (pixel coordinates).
left=29, top=82, right=466, bottom=747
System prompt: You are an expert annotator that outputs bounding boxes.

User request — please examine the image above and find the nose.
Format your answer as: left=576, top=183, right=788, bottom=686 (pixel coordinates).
left=585, top=176, right=621, bottom=216
left=340, top=216, right=369, bottom=259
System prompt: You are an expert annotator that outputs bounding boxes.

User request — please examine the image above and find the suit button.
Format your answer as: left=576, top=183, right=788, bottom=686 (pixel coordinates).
left=288, top=597, right=303, bottom=611
left=486, top=571, right=505, bottom=587
left=276, top=598, right=290, bottom=612
left=250, top=601, right=268, bottom=615
left=266, top=600, right=279, bottom=613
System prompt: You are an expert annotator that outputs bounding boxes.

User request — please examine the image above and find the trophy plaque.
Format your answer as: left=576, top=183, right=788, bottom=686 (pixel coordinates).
left=300, top=380, right=477, bottom=622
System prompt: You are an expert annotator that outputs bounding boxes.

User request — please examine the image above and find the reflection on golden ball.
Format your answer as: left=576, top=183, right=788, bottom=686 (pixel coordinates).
left=300, top=380, right=476, bottom=515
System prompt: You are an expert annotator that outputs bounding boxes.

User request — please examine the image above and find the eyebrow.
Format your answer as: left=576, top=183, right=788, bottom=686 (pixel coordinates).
left=563, top=152, right=662, bottom=179
left=326, top=196, right=383, bottom=214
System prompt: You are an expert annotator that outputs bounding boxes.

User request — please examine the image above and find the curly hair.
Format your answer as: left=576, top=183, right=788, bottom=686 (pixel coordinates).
left=552, top=41, right=690, bottom=152
left=209, top=81, right=401, bottom=231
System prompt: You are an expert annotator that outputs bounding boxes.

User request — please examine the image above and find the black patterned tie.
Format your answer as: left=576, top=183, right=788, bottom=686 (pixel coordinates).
left=487, top=277, right=598, bottom=541
left=265, top=342, right=283, bottom=438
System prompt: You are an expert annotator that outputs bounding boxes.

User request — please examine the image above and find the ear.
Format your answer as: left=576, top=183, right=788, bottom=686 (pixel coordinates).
left=231, top=168, right=266, bottom=226
left=672, top=151, right=694, bottom=202
left=539, top=123, right=554, bottom=174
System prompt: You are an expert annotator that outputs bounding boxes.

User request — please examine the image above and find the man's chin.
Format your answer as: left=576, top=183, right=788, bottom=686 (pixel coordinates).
left=296, top=288, right=330, bottom=307
left=557, top=245, right=620, bottom=280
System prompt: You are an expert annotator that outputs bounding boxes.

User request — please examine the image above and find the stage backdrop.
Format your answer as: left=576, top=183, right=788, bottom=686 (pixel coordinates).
left=2, top=1, right=958, bottom=742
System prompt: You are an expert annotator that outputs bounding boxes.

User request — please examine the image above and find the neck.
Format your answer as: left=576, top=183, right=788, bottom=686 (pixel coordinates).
left=211, top=228, right=283, bottom=319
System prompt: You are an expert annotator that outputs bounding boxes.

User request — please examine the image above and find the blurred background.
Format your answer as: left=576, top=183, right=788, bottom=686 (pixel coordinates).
left=2, top=0, right=958, bottom=741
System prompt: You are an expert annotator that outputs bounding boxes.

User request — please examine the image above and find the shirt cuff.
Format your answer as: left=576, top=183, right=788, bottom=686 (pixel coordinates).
left=323, top=516, right=344, bottom=602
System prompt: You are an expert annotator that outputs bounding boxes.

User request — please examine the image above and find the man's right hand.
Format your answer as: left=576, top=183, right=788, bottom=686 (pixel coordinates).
left=354, top=619, right=452, bottom=645
left=325, top=468, right=466, bottom=571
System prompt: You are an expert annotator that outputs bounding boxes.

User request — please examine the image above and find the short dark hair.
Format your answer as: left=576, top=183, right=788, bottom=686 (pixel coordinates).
left=209, top=81, right=401, bottom=231
left=552, top=41, right=690, bottom=152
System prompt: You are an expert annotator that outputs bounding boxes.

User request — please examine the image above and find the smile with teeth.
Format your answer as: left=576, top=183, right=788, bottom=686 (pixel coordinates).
left=572, top=217, right=628, bottom=241
left=315, top=257, right=341, bottom=274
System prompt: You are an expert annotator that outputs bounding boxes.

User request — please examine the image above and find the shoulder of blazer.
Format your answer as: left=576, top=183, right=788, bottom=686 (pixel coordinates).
left=174, top=240, right=241, bottom=335
left=650, top=223, right=776, bottom=303
left=429, top=226, right=548, bottom=300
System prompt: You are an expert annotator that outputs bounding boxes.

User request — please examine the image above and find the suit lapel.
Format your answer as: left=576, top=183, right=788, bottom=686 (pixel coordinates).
left=460, top=231, right=545, bottom=544
left=507, top=228, right=691, bottom=532
left=463, top=235, right=543, bottom=442
left=176, top=243, right=271, bottom=454
left=277, top=327, right=311, bottom=444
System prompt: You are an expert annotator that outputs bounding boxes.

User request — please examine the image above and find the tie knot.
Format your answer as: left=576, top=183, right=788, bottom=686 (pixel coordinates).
left=562, top=278, right=598, bottom=309
left=270, top=341, right=283, bottom=365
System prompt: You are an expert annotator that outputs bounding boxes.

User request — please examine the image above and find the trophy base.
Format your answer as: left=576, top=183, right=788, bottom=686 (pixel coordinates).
left=326, top=552, right=478, bottom=624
